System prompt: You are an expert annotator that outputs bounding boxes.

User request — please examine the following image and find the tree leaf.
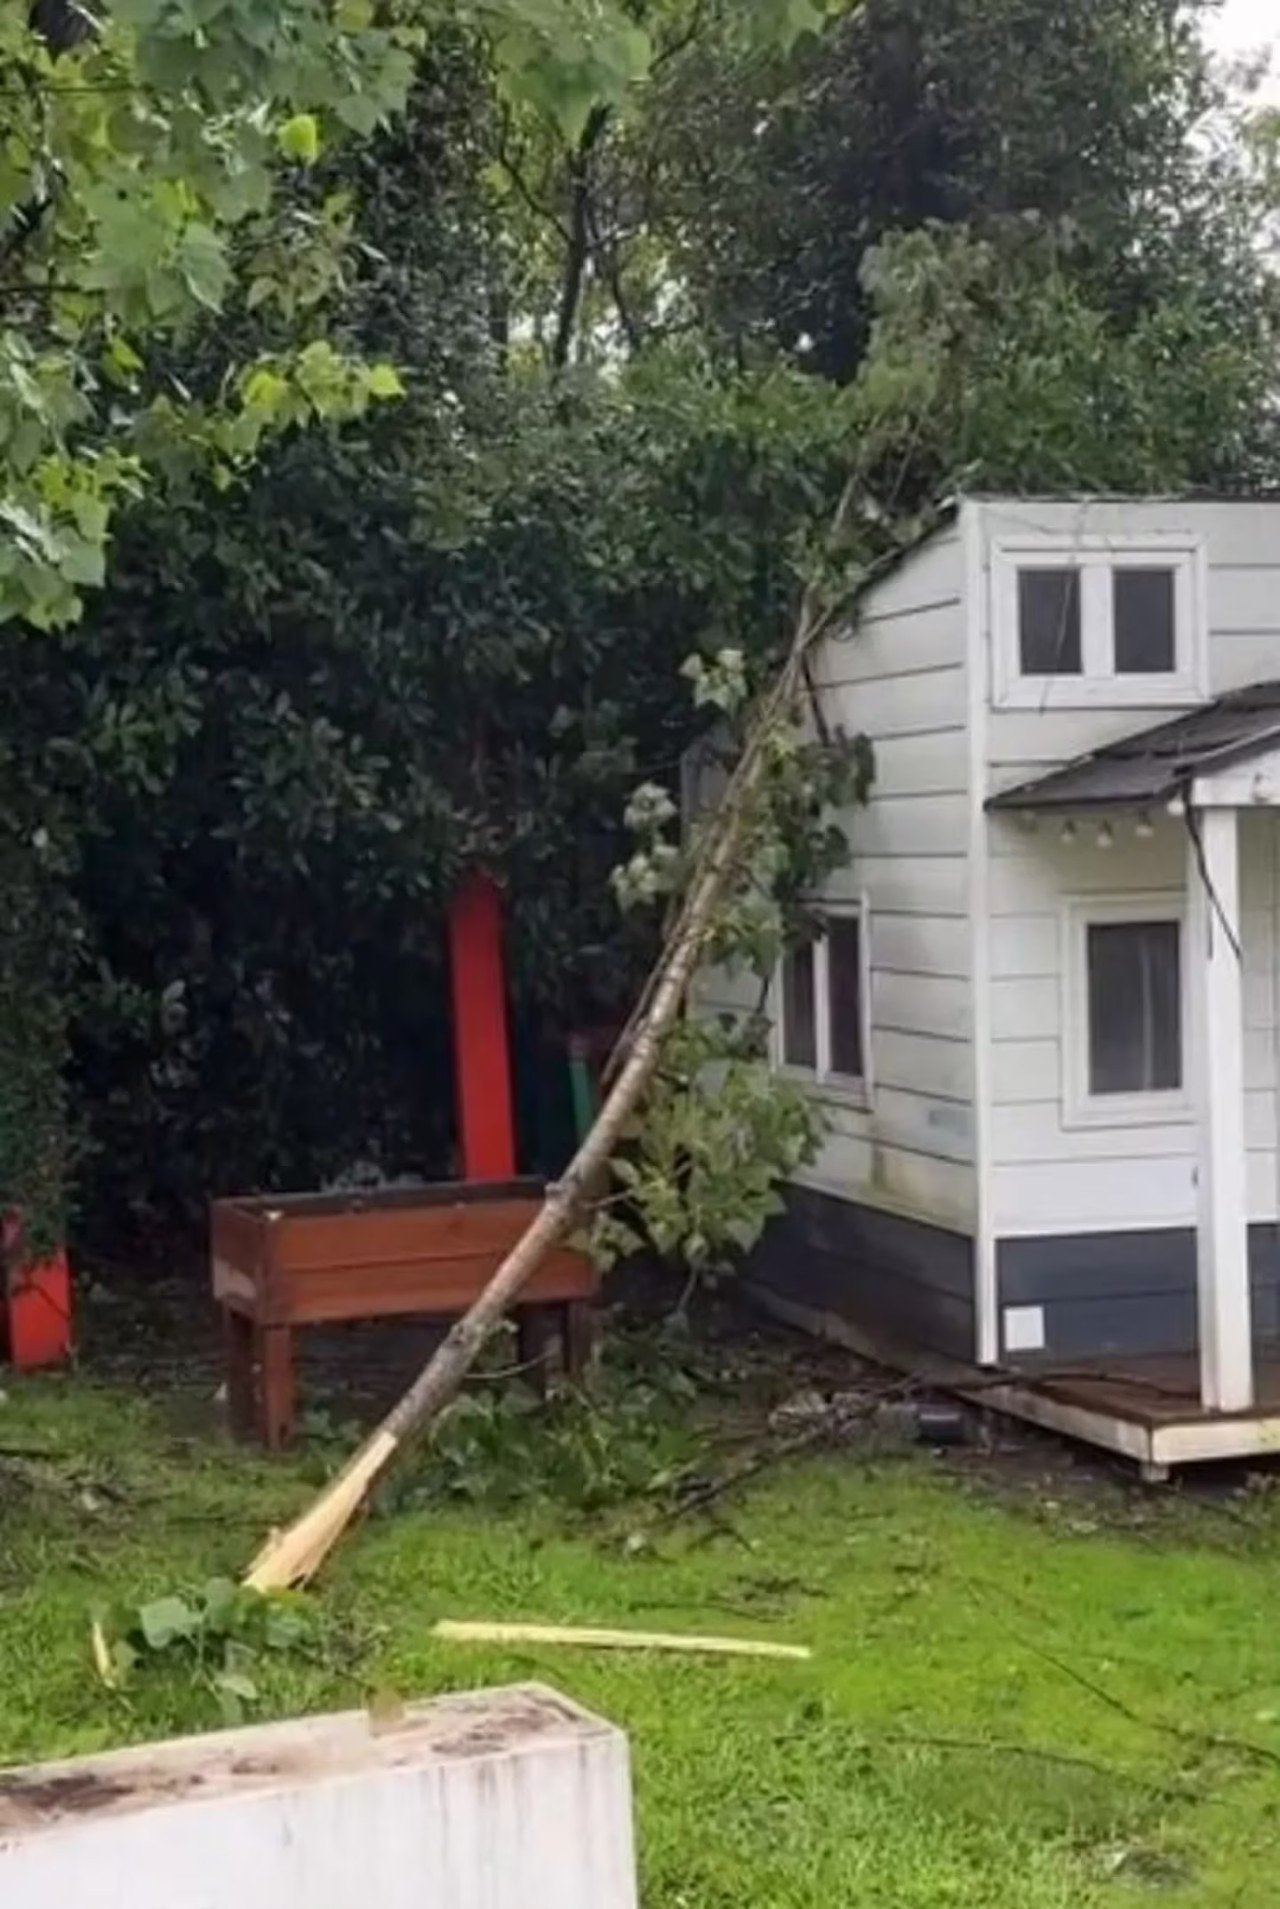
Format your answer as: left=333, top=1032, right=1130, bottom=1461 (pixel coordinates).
left=277, top=114, right=321, bottom=165
left=365, top=362, right=405, bottom=400
left=177, top=223, right=231, bottom=312
left=215, top=1669, right=260, bottom=1702
left=138, top=1595, right=198, bottom=1650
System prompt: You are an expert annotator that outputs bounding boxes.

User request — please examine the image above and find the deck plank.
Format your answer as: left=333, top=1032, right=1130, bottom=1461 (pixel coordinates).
left=1035, top=1350, right=1280, bottom=1426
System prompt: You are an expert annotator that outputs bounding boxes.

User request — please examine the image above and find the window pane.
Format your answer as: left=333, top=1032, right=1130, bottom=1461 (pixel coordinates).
left=782, top=941, right=817, bottom=1069
left=827, top=916, right=864, bottom=1079
left=1087, top=920, right=1181, bottom=1096
left=1019, top=569, right=1082, bottom=675
left=1114, top=569, right=1176, bottom=674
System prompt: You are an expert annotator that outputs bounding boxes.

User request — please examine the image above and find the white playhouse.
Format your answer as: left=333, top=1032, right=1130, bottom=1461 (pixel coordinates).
left=697, top=495, right=1280, bottom=1476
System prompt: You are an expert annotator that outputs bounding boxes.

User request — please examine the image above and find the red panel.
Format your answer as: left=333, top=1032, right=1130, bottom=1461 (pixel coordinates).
left=2, top=1214, right=72, bottom=1369
left=447, top=872, right=517, bottom=1181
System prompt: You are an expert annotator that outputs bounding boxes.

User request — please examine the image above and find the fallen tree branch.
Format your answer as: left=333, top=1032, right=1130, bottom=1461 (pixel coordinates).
left=651, top=1378, right=915, bottom=1530
left=243, top=482, right=864, bottom=1593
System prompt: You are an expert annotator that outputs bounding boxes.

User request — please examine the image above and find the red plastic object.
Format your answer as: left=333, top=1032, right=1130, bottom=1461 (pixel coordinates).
left=2, top=1213, right=72, bottom=1369
left=447, top=871, right=517, bottom=1182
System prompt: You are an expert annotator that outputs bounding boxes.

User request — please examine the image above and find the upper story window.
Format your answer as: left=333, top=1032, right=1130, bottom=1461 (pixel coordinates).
left=994, top=537, right=1205, bottom=708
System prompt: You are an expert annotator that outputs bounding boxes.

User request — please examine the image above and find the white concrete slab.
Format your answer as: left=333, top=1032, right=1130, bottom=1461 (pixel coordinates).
left=0, top=1683, right=638, bottom=1909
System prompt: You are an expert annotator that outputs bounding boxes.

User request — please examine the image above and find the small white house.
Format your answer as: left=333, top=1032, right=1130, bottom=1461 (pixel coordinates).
left=695, top=495, right=1280, bottom=1475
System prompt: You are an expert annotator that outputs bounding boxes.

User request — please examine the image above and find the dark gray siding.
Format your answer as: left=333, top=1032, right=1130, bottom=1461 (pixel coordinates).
left=998, top=1227, right=1280, bottom=1361
left=750, top=1186, right=976, bottom=1362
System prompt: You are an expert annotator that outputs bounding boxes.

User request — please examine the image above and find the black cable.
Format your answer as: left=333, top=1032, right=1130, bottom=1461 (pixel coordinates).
left=1183, top=799, right=1244, bottom=965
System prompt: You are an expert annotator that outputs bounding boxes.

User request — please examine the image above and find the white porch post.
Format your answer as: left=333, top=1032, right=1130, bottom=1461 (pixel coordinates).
left=1187, top=804, right=1253, bottom=1413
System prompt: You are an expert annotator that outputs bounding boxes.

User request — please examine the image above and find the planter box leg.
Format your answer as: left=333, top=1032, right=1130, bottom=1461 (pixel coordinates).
left=564, top=1301, right=596, bottom=1379
left=516, top=1306, right=556, bottom=1397
left=222, top=1308, right=256, bottom=1442
left=257, top=1325, right=295, bottom=1450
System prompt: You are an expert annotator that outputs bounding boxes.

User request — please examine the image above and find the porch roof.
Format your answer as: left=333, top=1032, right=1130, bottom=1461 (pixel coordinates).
left=987, top=680, right=1280, bottom=813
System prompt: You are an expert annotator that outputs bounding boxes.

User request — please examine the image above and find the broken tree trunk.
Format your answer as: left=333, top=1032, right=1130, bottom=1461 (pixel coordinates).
left=244, top=486, right=860, bottom=1593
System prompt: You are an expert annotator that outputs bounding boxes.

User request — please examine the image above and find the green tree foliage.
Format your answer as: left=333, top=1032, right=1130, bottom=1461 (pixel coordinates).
left=0, top=0, right=411, bottom=1247
left=0, top=0, right=762, bottom=1245
left=49, top=356, right=864, bottom=1229
left=482, top=0, right=1277, bottom=498
left=0, top=0, right=424, bottom=629
left=851, top=223, right=1279, bottom=502
left=0, top=825, right=71, bottom=1255
left=597, top=695, right=875, bottom=1284
left=484, top=0, right=853, bottom=368
left=13, top=49, right=866, bottom=1230
left=642, top=0, right=1266, bottom=382
left=0, top=0, right=681, bottom=630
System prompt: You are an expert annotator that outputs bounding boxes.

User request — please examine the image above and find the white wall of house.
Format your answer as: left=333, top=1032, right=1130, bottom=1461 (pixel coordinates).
left=692, top=520, right=979, bottom=1234
left=810, top=526, right=976, bottom=1229
left=975, top=498, right=1280, bottom=1241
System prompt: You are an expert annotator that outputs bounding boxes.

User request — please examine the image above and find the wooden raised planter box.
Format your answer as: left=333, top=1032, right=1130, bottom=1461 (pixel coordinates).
left=211, top=1179, right=597, bottom=1448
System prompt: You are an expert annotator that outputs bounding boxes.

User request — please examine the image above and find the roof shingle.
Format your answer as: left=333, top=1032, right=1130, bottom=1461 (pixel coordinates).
left=987, top=681, right=1280, bottom=813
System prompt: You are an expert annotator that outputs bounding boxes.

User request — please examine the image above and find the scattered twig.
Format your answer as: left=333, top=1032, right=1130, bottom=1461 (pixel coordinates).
left=1024, top=1640, right=1280, bottom=1772
left=653, top=1378, right=915, bottom=1529
left=1145, top=1478, right=1267, bottom=1534
left=863, top=1730, right=1193, bottom=1802
left=494, top=124, right=572, bottom=245
left=465, top=1353, right=559, bottom=1385
left=654, top=1429, right=811, bottom=1524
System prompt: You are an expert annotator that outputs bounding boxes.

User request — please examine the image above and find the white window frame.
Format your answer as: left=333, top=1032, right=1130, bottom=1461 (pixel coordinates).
left=772, top=901, right=872, bottom=1108
left=1061, top=893, right=1191, bottom=1130
left=992, top=533, right=1207, bottom=710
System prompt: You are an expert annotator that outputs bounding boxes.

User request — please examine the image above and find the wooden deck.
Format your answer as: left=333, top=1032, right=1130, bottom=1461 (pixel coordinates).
left=748, top=1281, right=1280, bottom=1476
left=975, top=1348, right=1280, bottom=1475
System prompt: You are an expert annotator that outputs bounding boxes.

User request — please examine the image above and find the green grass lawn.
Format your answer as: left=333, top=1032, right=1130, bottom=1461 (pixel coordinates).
left=3, top=1329, right=1280, bottom=1906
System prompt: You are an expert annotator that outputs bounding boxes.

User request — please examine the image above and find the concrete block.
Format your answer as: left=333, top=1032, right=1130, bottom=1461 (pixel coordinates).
left=0, top=1683, right=638, bottom=1909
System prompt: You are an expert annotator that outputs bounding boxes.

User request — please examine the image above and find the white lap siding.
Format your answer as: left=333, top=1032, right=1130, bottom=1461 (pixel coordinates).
left=691, top=528, right=977, bottom=1230
left=795, top=529, right=977, bottom=1231
left=986, top=799, right=1280, bottom=1236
